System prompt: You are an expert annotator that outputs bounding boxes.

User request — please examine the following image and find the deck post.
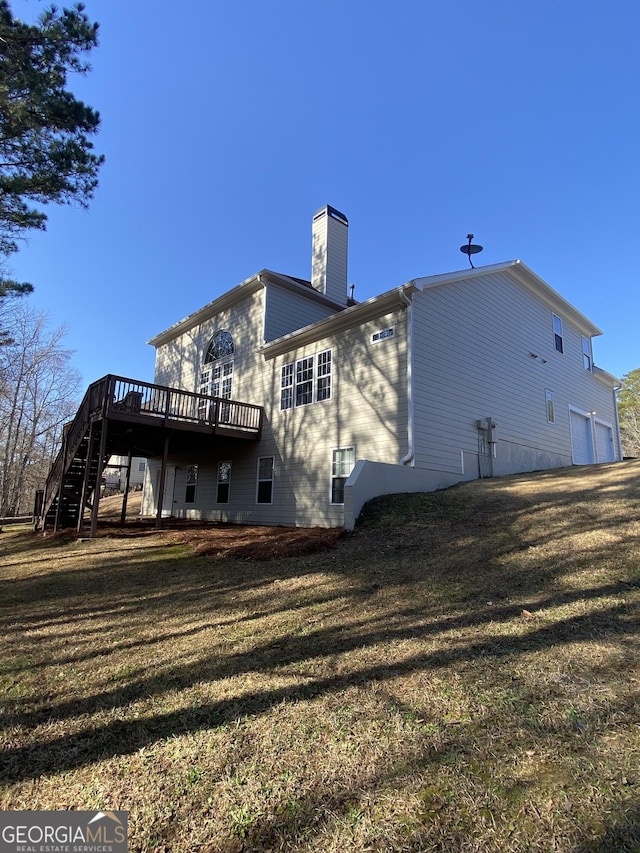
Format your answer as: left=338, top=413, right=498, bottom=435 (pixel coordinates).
left=155, top=433, right=170, bottom=529
left=120, top=448, right=133, bottom=527
left=89, top=420, right=109, bottom=538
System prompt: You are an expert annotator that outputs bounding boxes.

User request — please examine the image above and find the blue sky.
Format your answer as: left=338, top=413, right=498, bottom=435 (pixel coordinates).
left=8, top=0, right=640, bottom=387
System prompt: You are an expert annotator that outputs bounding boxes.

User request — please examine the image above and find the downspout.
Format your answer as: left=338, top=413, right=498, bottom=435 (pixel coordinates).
left=613, top=384, right=623, bottom=460
left=398, top=286, right=415, bottom=466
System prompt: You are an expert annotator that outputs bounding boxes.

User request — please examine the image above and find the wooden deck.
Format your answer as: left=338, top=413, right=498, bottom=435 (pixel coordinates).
left=37, top=375, right=264, bottom=535
left=95, top=375, right=263, bottom=438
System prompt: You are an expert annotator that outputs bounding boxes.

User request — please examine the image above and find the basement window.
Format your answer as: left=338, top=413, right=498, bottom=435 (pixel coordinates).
left=185, top=465, right=198, bottom=503
left=217, top=461, right=231, bottom=503
left=256, top=457, right=274, bottom=504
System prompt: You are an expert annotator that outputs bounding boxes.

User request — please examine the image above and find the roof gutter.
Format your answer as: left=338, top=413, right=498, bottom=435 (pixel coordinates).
left=398, top=286, right=415, bottom=466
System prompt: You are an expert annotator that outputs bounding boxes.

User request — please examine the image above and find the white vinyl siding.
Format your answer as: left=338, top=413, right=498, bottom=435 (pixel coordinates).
left=266, top=308, right=408, bottom=526
left=264, top=284, right=337, bottom=342
left=411, top=272, right=617, bottom=477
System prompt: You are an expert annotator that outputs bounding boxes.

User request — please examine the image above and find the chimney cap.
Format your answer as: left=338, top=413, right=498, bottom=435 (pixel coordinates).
left=313, top=204, right=348, bottom=226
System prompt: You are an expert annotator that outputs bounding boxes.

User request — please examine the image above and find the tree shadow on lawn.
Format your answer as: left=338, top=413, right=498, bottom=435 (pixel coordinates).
left=0, top=568, right=637, bottom=783
left=1, top=462, right=639, bottom=785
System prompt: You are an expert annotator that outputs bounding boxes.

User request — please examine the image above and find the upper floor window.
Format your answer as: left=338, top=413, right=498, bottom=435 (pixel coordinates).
left=205, top=330, right=234, bottom=363
left=582, top=336, right=592, bottom=371
left=296, top=357, right=314, bottom=406
left=317, top=350, right=332, bottom=401
left=553, top=314, right=564, bottom=354
left=371, top=326, right=395, bottom=343
left=281, top=349, right=332, bottom=410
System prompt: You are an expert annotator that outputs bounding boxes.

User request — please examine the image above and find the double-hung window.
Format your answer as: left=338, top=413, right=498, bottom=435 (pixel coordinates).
left=317, top=350, right=332, bottom=401
left=281, top=349, right=332, bottom=410
left=256, top=457, right=274, bottom=504
left=553, top=314, right=564, bottom=354
left=331, top=447, right=355, bottom=504
left=582, top=336, right=592, bottom=371
left=295, top=357, right=314, bottom=406
left=217, top=461, right=231, bottom=503
left=185, top=465, right=198, bottom=503
left=280, top=363, right=294, bottom=410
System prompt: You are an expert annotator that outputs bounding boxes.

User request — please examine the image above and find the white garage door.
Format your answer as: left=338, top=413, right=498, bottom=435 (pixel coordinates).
left=570, top=410, right=594, bottom=465
left=595, top=421, right=615, bottom=463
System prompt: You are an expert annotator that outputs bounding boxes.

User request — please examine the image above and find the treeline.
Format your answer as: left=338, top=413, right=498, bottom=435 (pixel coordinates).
left=0, top=302, right=79, bottom=516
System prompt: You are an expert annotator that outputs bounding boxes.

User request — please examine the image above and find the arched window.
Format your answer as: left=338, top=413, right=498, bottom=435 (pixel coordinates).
left=205, top=330, right=234, bottom=363
left=198, top=330, right=235, bottom=420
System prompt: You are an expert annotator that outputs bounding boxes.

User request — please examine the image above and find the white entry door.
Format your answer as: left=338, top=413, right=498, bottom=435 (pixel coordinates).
left=156, top=466, right=176, bottom=517
left=570, top=409, right=594, bottom=465
left=595, top=421, right=615, bottom=463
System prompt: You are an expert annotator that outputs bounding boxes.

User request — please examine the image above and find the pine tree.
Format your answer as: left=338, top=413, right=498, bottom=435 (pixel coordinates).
left=0, top=0, right=104, bottom=258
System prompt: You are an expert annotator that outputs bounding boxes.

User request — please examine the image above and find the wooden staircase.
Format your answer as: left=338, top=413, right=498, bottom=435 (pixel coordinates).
left=36, top=374, right=264, bottom=534
left=37, top=376, right=112, bottom=532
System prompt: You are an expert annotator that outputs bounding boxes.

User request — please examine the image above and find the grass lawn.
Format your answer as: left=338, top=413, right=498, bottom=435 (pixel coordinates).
left=1, top=461, right=639, bottom=852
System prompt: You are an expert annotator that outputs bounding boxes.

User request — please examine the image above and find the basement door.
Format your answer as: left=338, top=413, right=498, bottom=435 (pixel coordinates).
left=156, top=465, right=176, bottom=517
left=569, top=409, right=594, bottom=465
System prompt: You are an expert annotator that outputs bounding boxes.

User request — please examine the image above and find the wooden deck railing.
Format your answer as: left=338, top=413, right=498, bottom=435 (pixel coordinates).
left=104, top=375, right=263, bottom=434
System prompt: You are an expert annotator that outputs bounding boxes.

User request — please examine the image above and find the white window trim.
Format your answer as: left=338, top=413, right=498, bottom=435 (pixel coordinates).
left=216, top=460, right=232, bottom=504
left=371, top=326, right=395, bottom=343
left=185, top=464, right=198, bottom=504
left=330, top=445, right=355, bottom=505
left=280, top=348, right=333, bottom=410
left=582, top=335, right=593, bottom=371
left=552, top=313, right=564, bottom=354
left=545, top=389, right=555, bottom=424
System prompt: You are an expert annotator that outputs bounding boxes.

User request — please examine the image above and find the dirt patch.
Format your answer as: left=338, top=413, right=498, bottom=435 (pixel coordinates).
left=66, top=491, right=345, bottom=560
left=75, top=516, right=342, bottom=561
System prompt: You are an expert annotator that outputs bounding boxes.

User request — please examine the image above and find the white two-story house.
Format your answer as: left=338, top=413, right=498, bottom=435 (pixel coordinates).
left=138, top=205, right=621, bottom=529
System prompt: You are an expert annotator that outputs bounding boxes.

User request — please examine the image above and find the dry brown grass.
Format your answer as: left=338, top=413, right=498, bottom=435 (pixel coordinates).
left=1, top=461, right=639, bottom=852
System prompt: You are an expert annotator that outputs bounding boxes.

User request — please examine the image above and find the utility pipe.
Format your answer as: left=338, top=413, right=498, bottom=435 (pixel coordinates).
left=398, top=286, right=415, bottom=466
